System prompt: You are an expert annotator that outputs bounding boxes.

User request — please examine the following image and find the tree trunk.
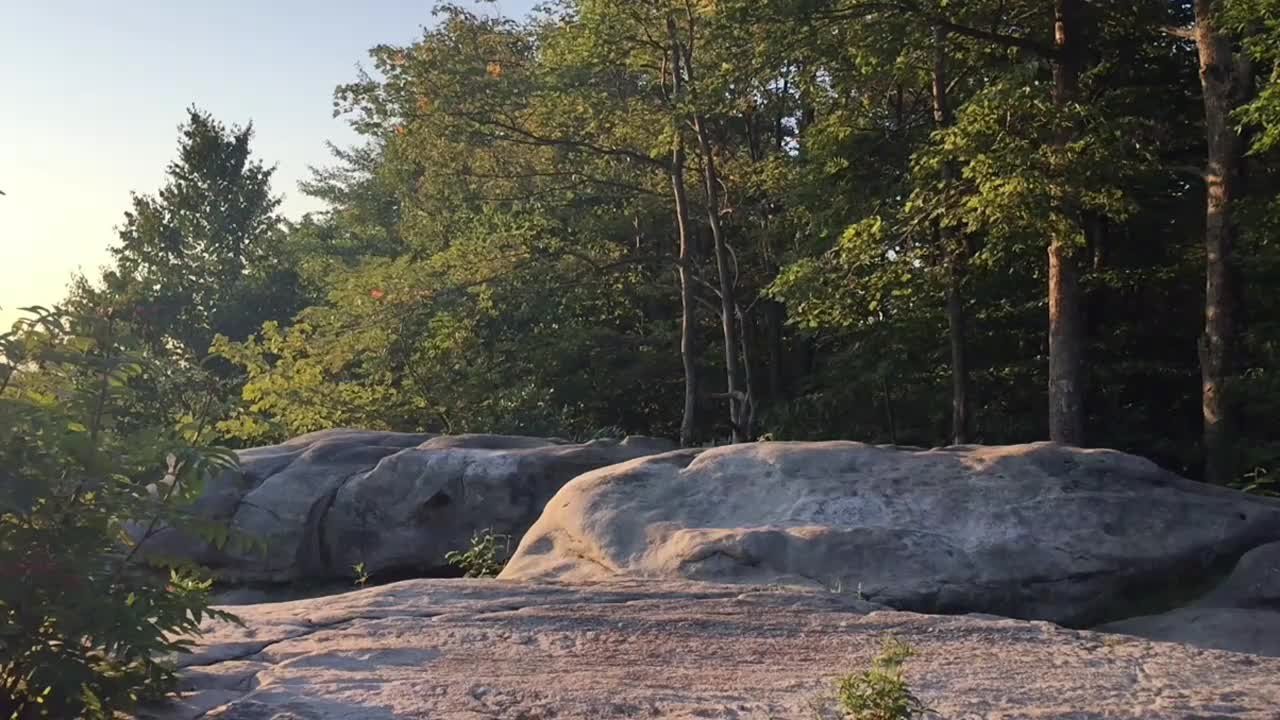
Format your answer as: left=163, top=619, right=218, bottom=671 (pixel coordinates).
left=1195, top=0, right=1244, bottom=484
left=668, top=15, right=698, bottom=448
left=738, top=303, right=759, bottom=440
left=692, top=114, right=747, bottom=443
left=678, top=24, right=745, bottom=443
left=933, top=24, right=971, bottom=445
left=882, top=375, right=898, bottom=445
left=1048, top=0, right=1087, bottom=446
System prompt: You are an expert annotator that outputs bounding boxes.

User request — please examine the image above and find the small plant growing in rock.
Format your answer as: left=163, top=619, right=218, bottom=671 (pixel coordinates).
left=352, top=562, right=371, bottom=588
left=445, top=529, right=511, bottom=577
left=834, top=637, right=933, bottom=720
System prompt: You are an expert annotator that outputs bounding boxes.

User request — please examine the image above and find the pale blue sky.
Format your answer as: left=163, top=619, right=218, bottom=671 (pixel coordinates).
left=0, top=0, right=536, bottom=329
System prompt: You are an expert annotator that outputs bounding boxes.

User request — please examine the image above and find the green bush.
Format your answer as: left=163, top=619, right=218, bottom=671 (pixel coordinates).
left=445, top=529, right=512, bottom=578
left=834, top=637, right=933, bottom=720
left=0, top=308, right=239, bottom=719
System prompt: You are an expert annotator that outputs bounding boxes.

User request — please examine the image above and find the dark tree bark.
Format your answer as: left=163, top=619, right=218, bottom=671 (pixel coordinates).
left=692, top=113, right=748, bottom=442
left=1194, top=0, right=1246, bottom=483
left=1048, top=0, right=1088, bottom=446
left=676, top=18, right=748, bottom=443
left=738, top=303, right=759, bottom=439
left=668, top=14, right=698, bottom=448
left=933, top=23, right=972, bottom=445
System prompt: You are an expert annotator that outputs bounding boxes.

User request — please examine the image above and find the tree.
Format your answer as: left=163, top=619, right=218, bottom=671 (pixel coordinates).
left=86, top=107, right=302, bottom=360
left=1192, top=0, right=1250, bottom=483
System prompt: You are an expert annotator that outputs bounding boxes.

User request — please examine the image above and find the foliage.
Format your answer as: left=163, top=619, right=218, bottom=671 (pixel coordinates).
left=0, top=308, right=240, bottom=719
left=352, top=562, right=372, bottom=588
left=834, top=638, right=933, bottom=720
left=445, top=529, right=512, bottom=578
left=60, top=107, right=310, bottom=444
left=32, top=0, right=1280, bottom=480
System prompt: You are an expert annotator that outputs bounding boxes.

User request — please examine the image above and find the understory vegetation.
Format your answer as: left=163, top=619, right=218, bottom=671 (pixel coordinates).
left=445, top=529, right=514, bottom=578
left=0, top=310, right=240, bottom=718
left=6, top=0, right=1280, bottom=713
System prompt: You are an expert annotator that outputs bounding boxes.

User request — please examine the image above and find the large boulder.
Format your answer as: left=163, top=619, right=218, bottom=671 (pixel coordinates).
left=142, top=579, right=1280, bottom=719
left=139, top=430, right=675, bottom=583
left=499, top=441, right=1280, bottom=626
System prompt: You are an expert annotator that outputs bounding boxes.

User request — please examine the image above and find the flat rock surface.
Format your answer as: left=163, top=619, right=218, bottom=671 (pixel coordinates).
left=139, top=579, right=1280, bottom=719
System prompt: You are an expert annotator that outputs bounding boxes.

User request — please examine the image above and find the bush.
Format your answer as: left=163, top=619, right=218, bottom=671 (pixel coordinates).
left=0, top=308, right=239, bottom=719
left=834, top=637, right=933, bottom=720
left=445, top=529, right=512, bottom=578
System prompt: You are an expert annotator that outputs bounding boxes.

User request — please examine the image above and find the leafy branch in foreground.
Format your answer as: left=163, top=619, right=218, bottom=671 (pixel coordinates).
left=1, top=307, right=241, bottom=719
left=834, top=637, right=934, bottom=720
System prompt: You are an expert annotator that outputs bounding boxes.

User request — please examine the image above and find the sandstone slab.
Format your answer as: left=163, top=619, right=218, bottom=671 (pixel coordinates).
left=138, top=431, right=674, bottom=583
left=139, top=579, right=1280, bottom=720
left=500, top=441, right=1280, bottom=625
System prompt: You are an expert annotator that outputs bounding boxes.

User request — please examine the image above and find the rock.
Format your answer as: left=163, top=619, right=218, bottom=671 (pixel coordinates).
left=1094, top=540, right=1280, bottom=656
left=499, top=441, right=1280, bottom=626
left=1196, top=540, right=1280, bottom=609
left=1097, top=607, right=1280, bottom=657
left=138, top=579, right=1280, bottom=719
left=138, top=431, right=673, bottom=584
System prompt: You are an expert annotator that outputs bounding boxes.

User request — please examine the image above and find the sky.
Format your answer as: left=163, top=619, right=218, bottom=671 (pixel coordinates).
left=0, top=0, right=536, bottom=329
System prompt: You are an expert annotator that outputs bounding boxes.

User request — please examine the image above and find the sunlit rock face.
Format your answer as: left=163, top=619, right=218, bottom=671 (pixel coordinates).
left=500, top=440, right=1280, bottom=627
left=145, top=579, right=1280, bottom=719
left=135, top=429, right=676, bottom=584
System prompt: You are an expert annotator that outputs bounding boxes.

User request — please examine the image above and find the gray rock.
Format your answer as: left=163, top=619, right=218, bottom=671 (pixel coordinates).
left=322, top=436, right=673, bottom=581
left=138, top=579, right=1280, bottom=719
left=1098, top=607, right=1280, bottom=657
left=138, top=430, right=674, bottom=584
left=500, top=441, right=1280, bottom=626
left=1197, top=540, right=1280, bottom=610
left=1094, top=540, right=1280, bottom=656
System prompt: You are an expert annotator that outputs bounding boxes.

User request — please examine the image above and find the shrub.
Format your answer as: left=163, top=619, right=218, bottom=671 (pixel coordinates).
left=445, top=528, right=512, bottom=578
left=0, top=308, right=239, bottom=719
left=834, top=637, right=933, bottom=720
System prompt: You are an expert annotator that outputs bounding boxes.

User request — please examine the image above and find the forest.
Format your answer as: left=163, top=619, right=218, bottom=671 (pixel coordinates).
left=6, top=0, right=1280, bottom=715
left=63, top=0, right=1279, bottom=482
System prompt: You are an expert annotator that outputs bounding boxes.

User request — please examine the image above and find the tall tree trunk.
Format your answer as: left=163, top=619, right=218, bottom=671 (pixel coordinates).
left=881, top=375, right=898, bottom=445
left=933, top=24, right=971, bottom=445
left=738, top=303, right=759, bottom=439
left=1195, top=0, right=1244, bottom=483
left=1048, top=0, right=1087, bottom=446
left=678, top=24, right=745, bottom=443
left=668, top=15, right=698, bottom=448
left=692, top=114, right=747, bottom=443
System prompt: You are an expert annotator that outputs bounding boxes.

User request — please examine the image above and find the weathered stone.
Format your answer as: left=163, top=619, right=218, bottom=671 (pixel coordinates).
left=500, top=441, right=1280, bottom=625
left=139, top=579, right=1280, bottom=719
left=137, top=431, right=672, bottom=584
left=1197, top=540, right=1280, bottom=610
left=1097, top=607, right=1280, bottom=658
left=1095, top=540, right=1280, bottom=656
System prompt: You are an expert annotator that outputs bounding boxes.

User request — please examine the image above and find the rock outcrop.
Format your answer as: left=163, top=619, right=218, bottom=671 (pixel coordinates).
left=1098, top=540, right=1280, bottom=656
left=142, top=579, right=1280, bottom=720
left=138, top=430, right=675, bottom=583
left=499, top=441, right=1280, bottom=626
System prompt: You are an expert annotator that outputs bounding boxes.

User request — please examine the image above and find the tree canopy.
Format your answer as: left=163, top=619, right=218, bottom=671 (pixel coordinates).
left=34, top=0, right=1280, bottom=481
